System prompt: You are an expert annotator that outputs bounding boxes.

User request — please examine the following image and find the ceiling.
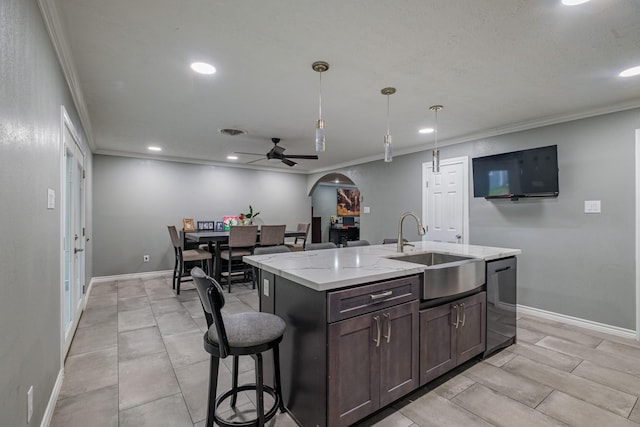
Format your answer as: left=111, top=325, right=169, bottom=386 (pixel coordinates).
left=45, top=0, right=640, bottom=173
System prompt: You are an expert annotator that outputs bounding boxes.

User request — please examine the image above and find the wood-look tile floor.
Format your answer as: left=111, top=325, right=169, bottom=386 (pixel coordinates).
left=51, top=273, right=640, bottom=427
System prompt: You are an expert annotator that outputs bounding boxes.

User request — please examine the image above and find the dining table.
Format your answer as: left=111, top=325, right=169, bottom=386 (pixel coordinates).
left=185, top=229, right=307, bottom=282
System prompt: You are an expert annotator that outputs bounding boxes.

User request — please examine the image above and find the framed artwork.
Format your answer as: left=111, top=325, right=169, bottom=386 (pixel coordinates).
left=337, top=188, right=361, bottom=216
left=182, top=218, right=195, bottom=232
left=223, top=215, right=240, bottom=231
left=197, top=221, right=215, bottom=230
left=215, top=221, right=224, bottom=232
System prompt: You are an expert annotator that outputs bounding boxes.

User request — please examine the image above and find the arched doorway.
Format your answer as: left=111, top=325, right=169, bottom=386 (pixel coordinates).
left=309, top=173, right=361, bottom=245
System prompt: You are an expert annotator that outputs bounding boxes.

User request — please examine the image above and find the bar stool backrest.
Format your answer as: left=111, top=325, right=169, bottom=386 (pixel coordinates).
left=191, top=267, right=231, bottom=358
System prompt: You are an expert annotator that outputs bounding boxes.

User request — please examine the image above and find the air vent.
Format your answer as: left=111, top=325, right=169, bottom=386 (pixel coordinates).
left=218, top=128, right=247, bottom=136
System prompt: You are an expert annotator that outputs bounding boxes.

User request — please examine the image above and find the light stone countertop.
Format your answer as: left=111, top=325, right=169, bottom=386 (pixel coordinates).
left=244, top=241, right=521, bottom=292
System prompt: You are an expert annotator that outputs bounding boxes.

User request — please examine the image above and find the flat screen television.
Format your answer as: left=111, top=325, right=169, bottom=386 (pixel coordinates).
left=472, top=145, right=559, bottom=200
left=342, top=216, right=355, bottom=227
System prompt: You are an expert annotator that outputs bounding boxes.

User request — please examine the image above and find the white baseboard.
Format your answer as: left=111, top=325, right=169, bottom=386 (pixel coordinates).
left=518, top=304, right=638, bottom=341
left=41, top=368, right=64, bottom=427
left=90, top=269, right=172, bottom=284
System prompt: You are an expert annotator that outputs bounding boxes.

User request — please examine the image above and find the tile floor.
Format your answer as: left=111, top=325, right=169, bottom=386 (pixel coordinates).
left=51, top=273, right=640, bottom=427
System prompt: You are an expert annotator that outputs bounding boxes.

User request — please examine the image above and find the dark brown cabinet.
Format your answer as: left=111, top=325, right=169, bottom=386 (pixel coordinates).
left=419, top=291, right=486, bottom=385
left=328, top=300, right=419, bottom=427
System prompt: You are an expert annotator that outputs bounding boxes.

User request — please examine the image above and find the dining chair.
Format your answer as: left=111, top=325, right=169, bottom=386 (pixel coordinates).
left=219, top=225, right=258, bottom=292
left=285, top=222, right=310, bottom=251
left=304, top=242, right=337, bottom=251
left=190, top=267, right=285, bottom=427
left=258, top=224, right=286, bottom=247
left=345, top=239, right=370, bottom=247
left=167, top=225, right=213, bottom=295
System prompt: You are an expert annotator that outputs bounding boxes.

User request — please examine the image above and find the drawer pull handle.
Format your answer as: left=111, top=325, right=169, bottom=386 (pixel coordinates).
left=452, top=304, right=459, bottom=328
left=370, top=291, right=393, bottom=301
left=383, top=313, right=391, bottom=343
left=373, top=316, right=381, bottom=347
left=460, top=302, right=466, bottom=327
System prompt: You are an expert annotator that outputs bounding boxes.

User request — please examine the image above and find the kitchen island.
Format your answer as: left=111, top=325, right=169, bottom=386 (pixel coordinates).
left=244, top=241, right=520, bottom=427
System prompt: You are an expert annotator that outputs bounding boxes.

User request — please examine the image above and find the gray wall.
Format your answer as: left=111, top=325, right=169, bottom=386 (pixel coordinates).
left=310, top=108, right=639, bottom=330
left=311, top=183, right=359, bottom=242
left=92, top=155, right=311, bottom=276
left=0, top=1, right=92, bottom=426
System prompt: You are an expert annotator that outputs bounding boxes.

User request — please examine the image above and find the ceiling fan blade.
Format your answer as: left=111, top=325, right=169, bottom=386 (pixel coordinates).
left=246, top=158, right=265, bottom=164
left=283, top=154, right=319, bottom=160
left=281, top=158, right=297, bottom=167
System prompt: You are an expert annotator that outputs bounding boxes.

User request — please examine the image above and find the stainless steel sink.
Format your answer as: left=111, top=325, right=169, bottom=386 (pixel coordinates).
left=388, top=251, right=485, bottom=300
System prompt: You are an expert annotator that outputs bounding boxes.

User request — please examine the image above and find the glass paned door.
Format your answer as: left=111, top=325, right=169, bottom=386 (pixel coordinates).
left=62, top=121, right=85, bottom=357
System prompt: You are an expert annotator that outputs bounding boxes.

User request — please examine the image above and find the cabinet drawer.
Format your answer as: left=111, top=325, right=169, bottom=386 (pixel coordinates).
left=328, top=275, right=419, bottom=323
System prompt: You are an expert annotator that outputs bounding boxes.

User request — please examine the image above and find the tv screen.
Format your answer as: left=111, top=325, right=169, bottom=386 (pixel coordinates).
left=472, top=145, right=559, bottom=199
left=342, top=216, right=355, bottom=227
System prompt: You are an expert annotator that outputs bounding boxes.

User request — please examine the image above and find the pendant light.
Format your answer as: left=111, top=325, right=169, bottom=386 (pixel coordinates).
left=381, top=87, right=396, bottom=162
left=312, top=61, right=329, bottom=152
left=429, top=105, right=443, bottom=173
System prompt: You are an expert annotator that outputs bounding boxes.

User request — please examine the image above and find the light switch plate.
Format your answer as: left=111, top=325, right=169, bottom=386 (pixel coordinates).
left=47, top=188, right=55, bottom=209
left=363, top=206, right=370, bottom=214
left=584, top=200, right=601, bottom=214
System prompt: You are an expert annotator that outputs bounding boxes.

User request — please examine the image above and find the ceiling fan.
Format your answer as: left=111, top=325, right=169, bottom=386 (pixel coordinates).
left=236, top=138, right=319, bottom=167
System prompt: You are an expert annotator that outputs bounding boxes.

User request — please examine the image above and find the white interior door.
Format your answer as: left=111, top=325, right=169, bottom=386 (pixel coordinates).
left=422, top=157, right=469, bottom=243
left=61, top=108, right=86, bottom=358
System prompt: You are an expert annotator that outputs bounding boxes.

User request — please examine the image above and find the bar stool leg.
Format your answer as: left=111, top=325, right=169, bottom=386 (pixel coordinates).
left=255, top=353, right=265, bottom=426
left=272, top=344, right=285, bottom=411
left=230, top=356, right=239, bottom=407
left=207, top=355, right=219, bottom=427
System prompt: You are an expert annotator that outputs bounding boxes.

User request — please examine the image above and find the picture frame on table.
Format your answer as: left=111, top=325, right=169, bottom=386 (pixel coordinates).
left=182, top=218, right=195, bottom=232
left=215, top=221, right=224, bottom=232
left=197, top=221, right=215, bottom=230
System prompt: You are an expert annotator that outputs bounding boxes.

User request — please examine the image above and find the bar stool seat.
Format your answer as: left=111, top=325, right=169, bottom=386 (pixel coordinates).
left=191, top=267, right=285, bottom=427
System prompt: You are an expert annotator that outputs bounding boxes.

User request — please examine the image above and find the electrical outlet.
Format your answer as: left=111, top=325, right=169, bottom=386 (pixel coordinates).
left=27, top=385, right=33, bottom=423
left=143, top=255, right=150, bottom=262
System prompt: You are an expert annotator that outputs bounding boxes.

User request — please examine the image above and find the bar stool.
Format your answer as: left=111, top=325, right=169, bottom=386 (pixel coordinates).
left=191, top=267, right=286, bottom=427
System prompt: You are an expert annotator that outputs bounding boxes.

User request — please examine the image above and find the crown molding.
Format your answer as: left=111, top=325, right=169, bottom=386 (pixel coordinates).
left=37, top=0, right=96, bottom=151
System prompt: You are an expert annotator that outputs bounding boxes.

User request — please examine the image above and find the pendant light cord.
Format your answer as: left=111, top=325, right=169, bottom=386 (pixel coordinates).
left=434, top=107, right=438, bottom=150
left=318, top=71, right=323, bottom=120
left=386, top=94, right=390, bottom=135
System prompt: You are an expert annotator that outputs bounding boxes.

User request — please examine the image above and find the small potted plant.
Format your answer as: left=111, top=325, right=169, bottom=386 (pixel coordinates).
left=239, top=205, right=260, bottom=225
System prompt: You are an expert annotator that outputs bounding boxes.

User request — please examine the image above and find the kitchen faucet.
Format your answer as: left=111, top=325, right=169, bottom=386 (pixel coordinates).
left=397, top=212, right=426, bottom=253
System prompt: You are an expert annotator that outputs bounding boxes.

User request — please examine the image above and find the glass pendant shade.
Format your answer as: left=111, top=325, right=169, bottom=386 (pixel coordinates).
left=384, top=134, right=392, bottom=162
left=432, top=148, right=440, bottom=172
left=312, top=61, right=329, bottom=153
left=381, top=87, right=396, bottom=163
left=315, top=119, right=325, bottom=152
left=429, top=105, right=443, bottom=173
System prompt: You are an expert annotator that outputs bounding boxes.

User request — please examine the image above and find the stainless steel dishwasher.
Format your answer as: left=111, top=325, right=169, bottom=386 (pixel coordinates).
left=484, top=257, right=517, bottom=357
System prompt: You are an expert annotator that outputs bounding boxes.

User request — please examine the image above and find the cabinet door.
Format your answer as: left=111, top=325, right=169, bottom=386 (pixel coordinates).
left=456, top=291, right=486, bottom=365
left=328, top=313, right=380, bottom=427
left=379, top=301, right=419, bottom=406
left=419, top=303, right=457, bottom=386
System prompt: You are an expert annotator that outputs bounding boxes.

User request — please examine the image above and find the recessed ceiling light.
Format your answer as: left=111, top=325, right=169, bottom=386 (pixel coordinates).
left=561, top=0, right=591, bottom=5
left=419, top=128, right=435, bottom=134
left=190, top=62, right=216, bottom=75
left=148, top=146, right=162, bottom=152
left=227, top=155, right=238, bottom=160
left=619, top=66, right=640, bottom=77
